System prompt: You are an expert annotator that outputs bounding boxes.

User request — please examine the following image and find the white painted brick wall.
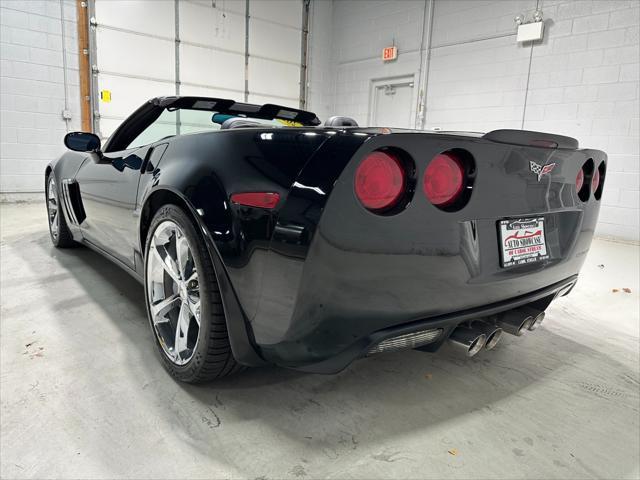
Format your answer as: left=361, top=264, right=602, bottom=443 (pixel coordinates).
left=0, top=0, right=81, bottom=193
left=308, top=0, right=639, bottom=241
left=431, top=0, right=534, bottom=47
left=307, top=0, right=425, bottom=124
left=525, top=0, right=639, bottom=241
left=425, top=34, right=532, bottom=132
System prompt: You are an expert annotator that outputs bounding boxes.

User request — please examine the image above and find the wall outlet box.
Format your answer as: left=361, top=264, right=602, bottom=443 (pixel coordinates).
left=517, top=21, right=544, bottom=42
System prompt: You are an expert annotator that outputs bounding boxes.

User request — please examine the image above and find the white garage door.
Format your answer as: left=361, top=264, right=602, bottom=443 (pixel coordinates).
left=90, top=0, right=303, bottom=139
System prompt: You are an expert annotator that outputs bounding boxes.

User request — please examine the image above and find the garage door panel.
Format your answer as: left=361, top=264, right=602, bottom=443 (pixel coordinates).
left=248, top=57, right=299, bottom=100
left=98, top=117, right=126, bottom=140
left=95, top=0, right=174, bottom=38
left=249, top=0, right=302, bottom=28
left=97, top=74, right=174, bottom=120
left=180, top=84, right=243, bottom=100
left=180, top=44, right=245, bottom=91
left=179, top=2, right=245, bottom=53
left=96, top=28, right=174, bottom=81
left=186, top=0, right=246, bottom=16
left=92, top=0, right=302, bottom=137
left=248, top=93, right=299, bottom=109
left=249, top=19, right=300, bottom=64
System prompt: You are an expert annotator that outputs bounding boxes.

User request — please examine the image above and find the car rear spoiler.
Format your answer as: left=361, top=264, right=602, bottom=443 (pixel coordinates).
left=483, top=129, right=579, bottom=150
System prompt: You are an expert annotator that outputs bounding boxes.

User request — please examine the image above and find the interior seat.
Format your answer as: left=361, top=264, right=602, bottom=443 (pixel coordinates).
left=221, top=118, right=263, bottom=129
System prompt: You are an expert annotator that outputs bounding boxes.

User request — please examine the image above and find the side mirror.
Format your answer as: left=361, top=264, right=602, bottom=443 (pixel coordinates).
left=64, top=132, right=101, bottom=153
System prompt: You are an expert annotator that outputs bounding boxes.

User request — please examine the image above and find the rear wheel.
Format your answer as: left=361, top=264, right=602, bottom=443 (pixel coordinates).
left=46, top=173, right=75, bottom=248
left=144, top=204, right=243, bottom=383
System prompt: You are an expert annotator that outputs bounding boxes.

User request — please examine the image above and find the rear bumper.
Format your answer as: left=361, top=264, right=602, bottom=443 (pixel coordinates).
left=227, top=132, right=603, bottom=372
left=251, top=206, right=595, bottom=370
left=258, top=275, right=577, bottom=373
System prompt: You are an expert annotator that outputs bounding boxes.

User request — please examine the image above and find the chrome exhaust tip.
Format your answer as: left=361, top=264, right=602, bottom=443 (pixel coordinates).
left=448, top=327, right=486, bottom=357
left=496, top=309, right=534, bottom=336
left=524, top=308, right=545, bottom=331
left=475, top=322, right=503, bottom=350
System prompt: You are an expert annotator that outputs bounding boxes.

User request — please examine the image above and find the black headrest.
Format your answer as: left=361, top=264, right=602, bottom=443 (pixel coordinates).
left=221, top=118, right=263, bottom=129
left=324, top=116, right=359, bottom=127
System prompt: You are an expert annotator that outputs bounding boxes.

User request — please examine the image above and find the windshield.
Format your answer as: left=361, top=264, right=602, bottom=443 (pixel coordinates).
left=127, top=108, right=286, bottom=150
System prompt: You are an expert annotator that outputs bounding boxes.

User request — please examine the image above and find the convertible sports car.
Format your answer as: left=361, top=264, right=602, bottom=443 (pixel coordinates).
left=46, top=96, right=606, bottom=382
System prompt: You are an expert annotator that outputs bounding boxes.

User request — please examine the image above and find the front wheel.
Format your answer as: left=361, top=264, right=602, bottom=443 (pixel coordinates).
left=144, top=204, right=243, bottom=383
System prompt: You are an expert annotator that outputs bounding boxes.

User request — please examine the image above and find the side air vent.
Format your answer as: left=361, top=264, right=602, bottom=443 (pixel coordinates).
left=61, top=179, right=86, bottom=226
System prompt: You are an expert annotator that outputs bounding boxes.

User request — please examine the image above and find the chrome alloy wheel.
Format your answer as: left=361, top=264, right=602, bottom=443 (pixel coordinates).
left=47, top=176, right=59, bottom=239
left=146, top=220, right=201, bottom=365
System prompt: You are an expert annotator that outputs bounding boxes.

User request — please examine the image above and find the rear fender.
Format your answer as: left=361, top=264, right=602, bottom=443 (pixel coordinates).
left=251, top=132, right=373, bottom=345
left=139, top=185, right=265, bottom=367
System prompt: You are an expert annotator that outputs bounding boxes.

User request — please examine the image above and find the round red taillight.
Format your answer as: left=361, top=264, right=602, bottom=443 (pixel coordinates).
left=354, top=151, right=405, bottom=212
left=423, top=152, right=465, bottom=207
left=576, top=168, right=584, bottom=192
left=591, top=167, right=600, bottom=193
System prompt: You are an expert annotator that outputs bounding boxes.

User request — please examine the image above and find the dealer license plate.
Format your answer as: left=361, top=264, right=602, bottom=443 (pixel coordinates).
left=499, top=217, right=549, bottom=268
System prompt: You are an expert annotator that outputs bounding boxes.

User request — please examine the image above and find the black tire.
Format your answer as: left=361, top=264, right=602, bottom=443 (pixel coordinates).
left=144, top=204, right=243, bottom=383
left=46, top=172, right=75, bottom=248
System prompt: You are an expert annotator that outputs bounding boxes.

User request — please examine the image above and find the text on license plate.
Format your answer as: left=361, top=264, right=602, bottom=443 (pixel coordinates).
left=499, top=217, right=549, bottom=268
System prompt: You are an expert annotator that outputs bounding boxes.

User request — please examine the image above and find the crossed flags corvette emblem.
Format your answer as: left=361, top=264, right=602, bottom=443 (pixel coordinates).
left=529, top=161, right=556, bottom=181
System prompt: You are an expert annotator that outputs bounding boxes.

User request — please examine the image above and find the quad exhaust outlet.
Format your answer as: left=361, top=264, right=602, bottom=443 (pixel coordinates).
left=448, top=306, right=546, bottom=357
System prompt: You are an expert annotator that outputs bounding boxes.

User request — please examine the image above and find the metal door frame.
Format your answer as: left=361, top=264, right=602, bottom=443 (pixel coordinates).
left=367, top=74, right=416, bottom=128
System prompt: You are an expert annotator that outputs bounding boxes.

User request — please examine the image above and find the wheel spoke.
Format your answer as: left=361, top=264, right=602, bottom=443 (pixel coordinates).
left=51, top=212, right=58, bottom=235
left=151, top=242, right=181, bottom=285
left=176, top=230, right=191, bottom=280
left=174, top=302, right=191, bottom=360
left=187, top=297, right=201, bottom=325
left=150, top=293, right=180, bottom=321
left=48, top=178, right=59, bottom=238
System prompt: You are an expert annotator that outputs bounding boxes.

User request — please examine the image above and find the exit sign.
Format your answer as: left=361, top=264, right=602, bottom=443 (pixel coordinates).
left=382, top=46, right=398, bottom=62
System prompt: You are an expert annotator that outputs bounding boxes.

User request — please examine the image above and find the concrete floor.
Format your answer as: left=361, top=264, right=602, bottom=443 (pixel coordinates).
left=1, top=201, right=639, bottom=480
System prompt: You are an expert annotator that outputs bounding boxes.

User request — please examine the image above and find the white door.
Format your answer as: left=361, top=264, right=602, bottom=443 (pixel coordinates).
left=371, top=80, right=414, bottom=129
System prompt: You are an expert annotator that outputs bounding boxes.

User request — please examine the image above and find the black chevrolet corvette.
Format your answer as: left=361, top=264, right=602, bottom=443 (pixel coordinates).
left=45, top=96, right=606, bottom=382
